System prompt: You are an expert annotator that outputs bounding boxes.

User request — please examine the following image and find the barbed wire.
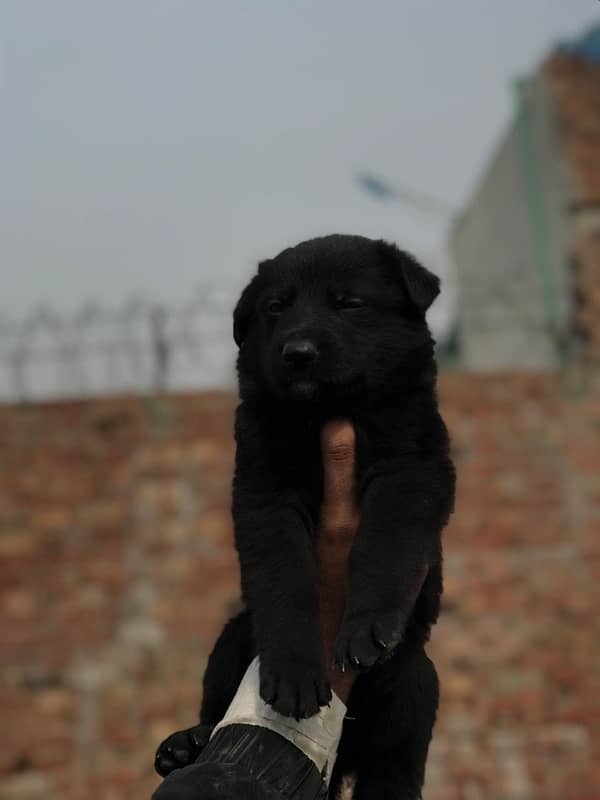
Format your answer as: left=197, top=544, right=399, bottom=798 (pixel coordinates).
left=0, top=280, right=556, bottom=404
left=0, top=287, right=238, bottom=403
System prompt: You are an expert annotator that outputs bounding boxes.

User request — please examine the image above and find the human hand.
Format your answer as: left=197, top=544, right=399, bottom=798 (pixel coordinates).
left=317, top=420, right=360, bottom=702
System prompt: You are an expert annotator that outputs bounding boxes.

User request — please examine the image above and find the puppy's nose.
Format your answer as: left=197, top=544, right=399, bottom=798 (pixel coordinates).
left=282, top=340, right=318, bottom=367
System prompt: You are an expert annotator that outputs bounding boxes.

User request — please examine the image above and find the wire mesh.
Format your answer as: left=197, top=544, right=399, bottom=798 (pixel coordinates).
left=0, top=289, right=238, bottom=403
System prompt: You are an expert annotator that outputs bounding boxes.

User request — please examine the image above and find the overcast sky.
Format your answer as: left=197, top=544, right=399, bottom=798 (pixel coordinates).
left=1, top=0, right=598, bottom=327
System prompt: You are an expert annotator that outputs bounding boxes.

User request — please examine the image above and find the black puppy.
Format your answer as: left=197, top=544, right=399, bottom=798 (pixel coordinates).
left=156, top=235, right=455, bottom=799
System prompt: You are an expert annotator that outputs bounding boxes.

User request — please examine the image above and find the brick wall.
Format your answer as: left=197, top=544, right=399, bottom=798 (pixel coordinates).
left=1, top=378, right=598, bottom=799
left=544, top=53, right=600, bottom=361
left=429, top=373, right=599, bottom=800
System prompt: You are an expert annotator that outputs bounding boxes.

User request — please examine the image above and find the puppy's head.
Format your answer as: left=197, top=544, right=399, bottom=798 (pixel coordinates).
left=234, top=234, right=439, bottom=404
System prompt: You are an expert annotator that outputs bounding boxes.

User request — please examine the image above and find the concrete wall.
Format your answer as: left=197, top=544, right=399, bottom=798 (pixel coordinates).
left=451, top=74, right=571, bottom=370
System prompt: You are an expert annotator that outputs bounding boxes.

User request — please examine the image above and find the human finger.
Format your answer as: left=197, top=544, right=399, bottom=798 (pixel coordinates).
left=319, top=420, right=358, bottom=533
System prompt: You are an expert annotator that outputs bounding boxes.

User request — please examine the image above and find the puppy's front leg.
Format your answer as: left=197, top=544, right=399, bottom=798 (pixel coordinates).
left=233, top=487, right=330, bottom=719
left=334, top=461, right=451, bottom=670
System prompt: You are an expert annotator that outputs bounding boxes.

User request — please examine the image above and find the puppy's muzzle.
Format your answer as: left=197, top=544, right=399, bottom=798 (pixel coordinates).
left=281, top=340, right=319, bottom=368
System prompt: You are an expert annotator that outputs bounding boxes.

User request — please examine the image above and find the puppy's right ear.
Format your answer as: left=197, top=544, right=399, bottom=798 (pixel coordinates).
left=233, top=263, right=269, bottom=347
left=233, top=276, right=260, bottom=347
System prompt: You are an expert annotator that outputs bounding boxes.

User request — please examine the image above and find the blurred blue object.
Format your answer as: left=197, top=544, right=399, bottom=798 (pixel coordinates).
left=355, top=173, right=397, bottom=202
left=556, top=24, right=600, bottom=63
left=354, top=171, right=454, bottom=217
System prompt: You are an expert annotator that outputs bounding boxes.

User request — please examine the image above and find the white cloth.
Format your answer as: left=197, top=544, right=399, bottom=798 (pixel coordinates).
left=210, top=657, right=347, bottom=784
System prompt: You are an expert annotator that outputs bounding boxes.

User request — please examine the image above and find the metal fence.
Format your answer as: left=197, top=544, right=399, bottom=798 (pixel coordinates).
left=0, top=287, right=238, bottom=403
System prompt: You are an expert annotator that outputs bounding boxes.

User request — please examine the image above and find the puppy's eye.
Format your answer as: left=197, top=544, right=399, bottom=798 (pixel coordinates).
left=267, top=299, right=284, bottom=315
left=335, top=296, right=365, bottom=311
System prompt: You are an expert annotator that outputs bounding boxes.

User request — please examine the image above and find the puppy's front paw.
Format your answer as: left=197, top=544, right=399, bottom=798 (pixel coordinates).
left=334, top=608, right=405, bottom=671
left=154, top=724, right=213, bottom=777
left=259, top=659, right=331, bottom=720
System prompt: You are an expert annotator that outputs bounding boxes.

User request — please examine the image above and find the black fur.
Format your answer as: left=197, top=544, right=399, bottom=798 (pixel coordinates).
left=156, top=234, right=455, bottom=799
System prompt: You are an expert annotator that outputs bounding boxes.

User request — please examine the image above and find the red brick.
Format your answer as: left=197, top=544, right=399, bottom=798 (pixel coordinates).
left=1, top=381, right=599, bottom=799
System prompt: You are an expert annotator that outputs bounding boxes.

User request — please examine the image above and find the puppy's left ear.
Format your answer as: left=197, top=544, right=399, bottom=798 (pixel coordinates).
left=233, top=262, right=270, bottom=347
left=377, top=241, right=440, bottom=313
